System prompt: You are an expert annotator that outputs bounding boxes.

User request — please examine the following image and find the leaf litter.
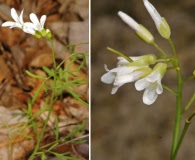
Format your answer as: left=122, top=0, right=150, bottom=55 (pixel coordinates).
left=0, top=0, right=89, bottom=159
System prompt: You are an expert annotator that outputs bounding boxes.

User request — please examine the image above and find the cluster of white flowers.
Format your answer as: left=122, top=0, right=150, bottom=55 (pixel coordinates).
left=101, top=55, right=167, bottom=105
left=101, top=0, right=170, bottom=105
left=1, top=8, right=51, bottom=38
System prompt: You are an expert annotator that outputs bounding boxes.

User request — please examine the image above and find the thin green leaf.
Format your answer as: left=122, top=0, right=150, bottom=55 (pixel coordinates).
left=26, top=70, right=45, bottom=79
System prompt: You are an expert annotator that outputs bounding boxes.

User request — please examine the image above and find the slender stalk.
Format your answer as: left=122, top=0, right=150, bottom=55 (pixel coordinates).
left=162, top=84, right=177, bottom=95
left=183, top=93, right=195, bottom=113
left=183, top=75, right=195, bottom=82
left=152, top=42, right=167, bottom=57
left=107, top=47, right=133, bottom=62
left=168, top=37, right=183, bottom=159
left=170, top=65, right=183, bottom=160
left=50, top=39, right=57, bottom=69
left=172, top=111, right=195, bottom=159
left=170, top=69, right=183, bottom=159
left=168, top=38, right=177, bottom=57
left=172, top=120, right=189, bottom=159
left=29, top=38, right=57, bottom=159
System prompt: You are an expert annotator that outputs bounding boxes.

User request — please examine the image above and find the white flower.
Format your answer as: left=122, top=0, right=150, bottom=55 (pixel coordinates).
left=25, top=13, right=46, bottom=32
left=143, top=0, right=171, bottom=39
left=2, top=8, right=50, bottom=38
left=101, top=54, right=156, bottom=94
left=118, top=11, right=154, bottom=44
left=102, top=65, right=152, bottom=94
left=22, top=24, right=36, bottom=35
left=135, top=63, right=167, bottom=105
left=2, top=8, right=24, bottom=29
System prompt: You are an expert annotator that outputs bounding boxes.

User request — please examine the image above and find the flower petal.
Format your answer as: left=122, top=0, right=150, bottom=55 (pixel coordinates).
left=24, top=22, right=36, bottom=29
left=143, top=85, right=158, bottom=105
left=101, top=72, right=115, bottom=84
left=111, top=84, right=123, bottom=94
left=118, top=11, right=140, bottom=31
left=156, top=79, right=163, bottom=94
left=2, top=21, right=15, bottom=27
left=143, top=0, right=161, bottom=26
left=117, top=56, right=139, bottom=66
left=30, top=13, right=39, bottom=26
left=11, top=8, right=19, bottom=23
left=111, top=66, right=141, bottom=76
left=40, top=15, right=46, bottom=28
left=135, top=78, right=149, bottom=91
left=23, top=22, right=36, bottom=34
left=104, top=64, right=110, bottom=72
left=114, top=71, right=144, bottom=85
left=19, top=9, right=24, bottom=24
left=23, top=26, right=35, bottom=35
left=146, top=72, right=159, bottom=82
left=10, top=23, right=22, bottom=28
left=117, top=57, right=130, bottom=66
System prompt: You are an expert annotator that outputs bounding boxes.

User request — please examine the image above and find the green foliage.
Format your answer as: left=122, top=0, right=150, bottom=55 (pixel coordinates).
left=24, top=42, right=88, bottom=159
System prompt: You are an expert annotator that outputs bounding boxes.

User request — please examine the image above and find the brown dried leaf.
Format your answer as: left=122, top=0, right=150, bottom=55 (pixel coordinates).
left=0, top=55, right=11, bottom=82
left=71, top=0, right=89, bottom=20
left=0, top=106, right=35, bottom=160
left=0, top=4, right=13, bottom=20
left=0, top=86, right=26, bottom=110
left=0, top=28, right=24, bottom=46
left=0, top=0, right=21, bottom=9
left=69, top=21, right=89, bottom=53
left=64, top=97, right=88, bottom=121
left=29, top=52, right=53, bottom=68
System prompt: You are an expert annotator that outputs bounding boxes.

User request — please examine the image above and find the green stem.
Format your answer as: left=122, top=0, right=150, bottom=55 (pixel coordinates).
left=152, top=42, right=167, bottom=57
left=183, top=93, right=195, bottom=113
left=172, top=111, right=195, bottom=159
left=167, top=38, right=184, bottom=160
left=183, top=75, right=195, bottom=82
left=107, top=47, right=133, bottom=62
left=168, top=38, right=177, bottom=57
left=170, top=67, right=183, bottom=160
left=162, top=84, right=177, bottom=95
left=29, top=38, right=57, bottom=159
left=50, top=39, right=57, bottom=69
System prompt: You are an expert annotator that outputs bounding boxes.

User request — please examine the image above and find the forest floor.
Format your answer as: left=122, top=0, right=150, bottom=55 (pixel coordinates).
left=0, top=0, right=89, bottom=159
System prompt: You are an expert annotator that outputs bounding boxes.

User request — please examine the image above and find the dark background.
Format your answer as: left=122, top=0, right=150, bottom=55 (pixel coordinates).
left=92, top=0, right=195, bottom=159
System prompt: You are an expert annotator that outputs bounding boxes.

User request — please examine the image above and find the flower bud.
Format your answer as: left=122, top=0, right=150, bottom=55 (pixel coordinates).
left=118, top=11, right=154, bottom=44
left=143, top=0, right=171, bottom=39
left=46, top=29, right=52, bottom=38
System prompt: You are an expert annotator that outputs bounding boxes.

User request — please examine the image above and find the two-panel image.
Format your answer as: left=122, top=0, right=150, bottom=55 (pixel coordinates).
left=0, top=0, right=194, bottom=159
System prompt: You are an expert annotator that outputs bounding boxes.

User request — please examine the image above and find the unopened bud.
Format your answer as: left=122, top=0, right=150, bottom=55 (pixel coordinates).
left=118, top=11, right=154, bottom=44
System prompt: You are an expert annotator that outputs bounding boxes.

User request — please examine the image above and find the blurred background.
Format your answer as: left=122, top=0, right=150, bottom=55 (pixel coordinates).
left=91, top=0, right=195, bottom=159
